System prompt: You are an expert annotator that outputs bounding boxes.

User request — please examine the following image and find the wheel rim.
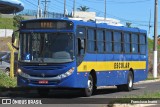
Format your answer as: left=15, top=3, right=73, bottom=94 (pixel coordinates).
left=129, top=76, right=133, bottom=88
left=88, top=79, right=93, bottom=92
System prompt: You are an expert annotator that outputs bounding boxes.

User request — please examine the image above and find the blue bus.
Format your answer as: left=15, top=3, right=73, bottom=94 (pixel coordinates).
left=12, top=18, right=148, bottom=97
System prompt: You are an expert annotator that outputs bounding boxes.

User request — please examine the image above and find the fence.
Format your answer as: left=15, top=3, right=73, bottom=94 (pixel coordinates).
left=18, top=9, right=64, bottom=18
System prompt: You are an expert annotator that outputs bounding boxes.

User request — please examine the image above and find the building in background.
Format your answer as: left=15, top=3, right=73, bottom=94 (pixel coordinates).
left=71, top=11, right=123, bottom=26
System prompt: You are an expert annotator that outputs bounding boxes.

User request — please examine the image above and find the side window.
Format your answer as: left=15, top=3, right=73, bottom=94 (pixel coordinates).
left=97, top=30, right=104, bottom=53
left=87, top=29, right=95, bottom=52
left=124, top=33, right=131, bottom=53
left=139, top=34, right=146, bottom=54
left=131, top=34, right=138, bottom=53
left=105, top=31, right=113, bottom=53
left=113, top=32, right=121, bottom=53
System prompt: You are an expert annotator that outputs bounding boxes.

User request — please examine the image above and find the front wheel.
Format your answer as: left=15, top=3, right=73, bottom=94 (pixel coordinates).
left=83, top=75, right=94, bottom=97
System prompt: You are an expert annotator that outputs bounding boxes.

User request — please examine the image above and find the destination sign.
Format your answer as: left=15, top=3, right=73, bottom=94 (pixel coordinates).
left=20, top=20, right=73, bottom=30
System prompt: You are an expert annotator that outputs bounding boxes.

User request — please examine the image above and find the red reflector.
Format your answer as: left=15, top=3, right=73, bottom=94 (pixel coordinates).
left=38, top=80, right=48, bottom=84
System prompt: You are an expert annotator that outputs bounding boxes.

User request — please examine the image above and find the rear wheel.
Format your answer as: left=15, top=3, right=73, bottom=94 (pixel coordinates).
left=83, top=75, right=94, bottom=97
left=117, top=71, right=133, bottom=91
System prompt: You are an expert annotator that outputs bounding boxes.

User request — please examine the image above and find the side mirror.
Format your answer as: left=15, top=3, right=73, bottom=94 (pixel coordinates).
left=12, top=30, right=19, bottom=50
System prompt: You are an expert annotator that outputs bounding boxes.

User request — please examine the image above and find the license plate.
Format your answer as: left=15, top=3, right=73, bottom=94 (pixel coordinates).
left=38, top=80, right=48, bottom=84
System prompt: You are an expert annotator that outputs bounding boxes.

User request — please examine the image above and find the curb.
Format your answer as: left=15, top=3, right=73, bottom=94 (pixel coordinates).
left=135, top=79, right=160, bottom=84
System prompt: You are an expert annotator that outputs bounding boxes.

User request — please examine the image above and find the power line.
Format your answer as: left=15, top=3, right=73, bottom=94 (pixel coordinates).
left=82, top=0, right=152, bottom=4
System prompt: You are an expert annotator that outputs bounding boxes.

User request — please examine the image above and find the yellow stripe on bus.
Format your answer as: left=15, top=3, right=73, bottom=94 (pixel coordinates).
left=77, top=61, right=146, bottom=72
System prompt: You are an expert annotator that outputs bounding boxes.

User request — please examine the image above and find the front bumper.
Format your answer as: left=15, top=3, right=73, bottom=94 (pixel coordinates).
left=17, top=73, right=78, bottom=88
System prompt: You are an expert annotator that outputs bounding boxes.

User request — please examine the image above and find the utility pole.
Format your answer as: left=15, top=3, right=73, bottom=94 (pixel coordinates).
left=104, top=0, right=106, bottom=20
left=153, top=0, right=158, bottom=78
left=73, top=0, right=76, bottom=17
left=148, top=9, right=151, bottom=38
left=37, top=0, right=40, bottom=18
left=42, top=0, right=50, bottom=18
left=64, top=0, right=66, bottom=17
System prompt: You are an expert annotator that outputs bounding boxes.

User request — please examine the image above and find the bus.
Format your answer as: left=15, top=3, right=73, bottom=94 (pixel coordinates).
left=12, top=18, right=148, bottom=97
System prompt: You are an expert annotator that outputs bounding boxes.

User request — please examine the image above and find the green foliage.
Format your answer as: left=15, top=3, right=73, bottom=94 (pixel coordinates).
left=126, top=22, right=132, bottom=28
left=148, top=38, right=160, bottom=52
left=0, top=71, right=17, bottom=88
left=77, top=6, right=90, bottom=11
left=0, top=18, right=15, bottom=29
left=13, top=15, right=24, bottom=28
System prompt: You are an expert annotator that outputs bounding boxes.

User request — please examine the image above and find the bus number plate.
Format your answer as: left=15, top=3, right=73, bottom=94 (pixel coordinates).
left=38, top=80, right=48, bottom=84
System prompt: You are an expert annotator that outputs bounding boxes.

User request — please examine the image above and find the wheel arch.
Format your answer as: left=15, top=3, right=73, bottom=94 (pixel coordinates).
left=129, top=68, right=134, bottom=81
left=89, top=69, right=97, bottom=87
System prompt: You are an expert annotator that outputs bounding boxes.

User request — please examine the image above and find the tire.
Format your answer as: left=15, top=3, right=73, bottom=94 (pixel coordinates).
left=37, top=88, right=50, bottom=97
left=5, top=68, right=10, bottom=76
left=83, top=75, right=94, bottom=97
left=117, top=71, right=133, bottom=91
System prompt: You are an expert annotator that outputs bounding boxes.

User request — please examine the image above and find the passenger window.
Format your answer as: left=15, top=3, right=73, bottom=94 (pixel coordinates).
left=87, top=29, right=96, bottom=52
left=139, top=34, right=146, bottom=54
left=131, top=34, right=138, bottom=53
left=124, top=33, right=131, bottom=53
left=113, top=32, right=121, bottom=53
left=97, top=30, right=104, bottom=53
left=105, top=31, right=113, bottom=53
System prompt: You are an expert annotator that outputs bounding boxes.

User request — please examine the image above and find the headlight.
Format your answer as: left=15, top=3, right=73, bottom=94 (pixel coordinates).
left=17, top=68, right=30, bottom=78
left=59, top=67, right=74, bottom=78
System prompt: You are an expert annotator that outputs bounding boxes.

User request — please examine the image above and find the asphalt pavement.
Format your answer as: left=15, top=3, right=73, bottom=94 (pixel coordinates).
left=0, top=80, right=160, bottom=107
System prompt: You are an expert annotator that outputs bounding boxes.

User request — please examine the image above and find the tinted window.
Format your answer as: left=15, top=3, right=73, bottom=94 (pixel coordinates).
left=97, top=30, right=104, bottom=53
left=114, top=32, right=121, bottom=53
left=87, top=29, right=95, bottom=52
left=105, top=31, right=113, bottom=53
left=139, top=34, right=146, bottom=54
left=131, top=34, right=138, bottom=53
left=124, top=33, right=131, bottom=53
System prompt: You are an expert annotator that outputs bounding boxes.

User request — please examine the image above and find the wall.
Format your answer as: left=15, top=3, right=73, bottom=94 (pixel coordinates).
left=0, top=29, right=13, bottom=37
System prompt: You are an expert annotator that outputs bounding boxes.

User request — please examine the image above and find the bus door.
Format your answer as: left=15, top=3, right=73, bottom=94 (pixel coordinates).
left=76, top=27, right=86, bottom=66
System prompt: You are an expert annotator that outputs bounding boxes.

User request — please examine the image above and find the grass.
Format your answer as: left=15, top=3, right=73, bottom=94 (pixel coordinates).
left=0, top=71, right=17, bottom=89
left=0, top=18, right=15, bottom=29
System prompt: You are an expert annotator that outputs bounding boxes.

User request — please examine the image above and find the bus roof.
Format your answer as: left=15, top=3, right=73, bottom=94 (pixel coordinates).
left=21, top=18, right=147, bottom=34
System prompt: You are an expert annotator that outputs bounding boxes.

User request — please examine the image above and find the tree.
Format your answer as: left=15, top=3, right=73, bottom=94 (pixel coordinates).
left=77, top=6, right=89, bottom=12
left=13, top=15, right=24, bottom=28
left=126, top=22, right=132, bottom=28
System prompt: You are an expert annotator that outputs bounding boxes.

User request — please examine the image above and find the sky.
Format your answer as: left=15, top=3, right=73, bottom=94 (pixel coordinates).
left=20, top=0, right=160, bottom=38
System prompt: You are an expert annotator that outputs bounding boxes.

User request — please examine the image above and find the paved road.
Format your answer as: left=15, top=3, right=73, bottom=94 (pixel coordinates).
left=0, top=81, right=160, bottom=106
left=1, top=81, right=160, bottom=98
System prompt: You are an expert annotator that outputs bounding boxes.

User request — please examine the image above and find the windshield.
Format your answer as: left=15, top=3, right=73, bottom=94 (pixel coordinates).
left=19, top=32, right=74, bottom=63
